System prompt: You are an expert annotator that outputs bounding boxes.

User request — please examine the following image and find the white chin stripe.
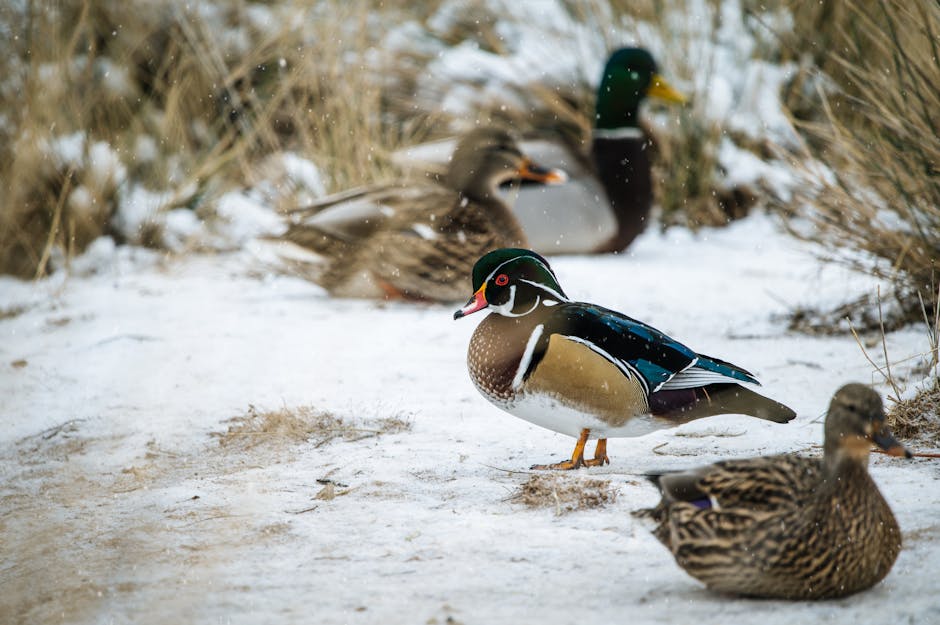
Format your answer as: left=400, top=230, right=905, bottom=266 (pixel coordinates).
left=491, top=286, right=541, bottom=317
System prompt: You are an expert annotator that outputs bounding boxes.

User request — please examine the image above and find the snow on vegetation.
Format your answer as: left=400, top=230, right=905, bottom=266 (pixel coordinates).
left=1, top=1, right=939, bottom=624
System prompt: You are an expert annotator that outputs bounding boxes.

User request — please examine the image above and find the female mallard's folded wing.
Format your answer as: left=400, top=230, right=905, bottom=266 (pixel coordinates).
left=653, top=455, right=823, bottom=512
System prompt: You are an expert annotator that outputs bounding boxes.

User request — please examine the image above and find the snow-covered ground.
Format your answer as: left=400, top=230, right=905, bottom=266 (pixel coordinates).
left=2, top=215, right=939, bottom=624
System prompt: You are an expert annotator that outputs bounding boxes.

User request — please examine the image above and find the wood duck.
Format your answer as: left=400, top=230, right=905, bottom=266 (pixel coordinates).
left=394, top=48, right=686, bottom=254
left=278, top=127, right=566, bottom=301
left=453, top=249, right=795, bottom=470
left=637, top=383, right=911, bottom=599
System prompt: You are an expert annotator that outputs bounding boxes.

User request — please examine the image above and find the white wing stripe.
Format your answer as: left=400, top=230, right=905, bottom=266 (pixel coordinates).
left=658, top=366, right=744, bottom=390
left=562, top=335, right=650, bottom=396
left=652, top=356, right=698, bottom=393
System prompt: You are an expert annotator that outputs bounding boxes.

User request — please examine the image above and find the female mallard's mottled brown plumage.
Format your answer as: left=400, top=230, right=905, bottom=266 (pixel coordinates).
left=637, top=383, right=912, bottom=599
left=278, top=127, right=565, bottom=302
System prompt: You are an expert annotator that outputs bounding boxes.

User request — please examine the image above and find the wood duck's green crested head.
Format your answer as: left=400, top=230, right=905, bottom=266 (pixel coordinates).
left=595, top=47, right=686, bottom=130
left=453, top=248, right=568, bottom=319
left=444, top=127, right=567, bottom=199
left=823, top=383, right=911, bottom=463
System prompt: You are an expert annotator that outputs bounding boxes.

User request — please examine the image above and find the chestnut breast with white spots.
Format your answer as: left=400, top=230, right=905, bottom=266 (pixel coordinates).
left=466, top=313, right=536, bottom=407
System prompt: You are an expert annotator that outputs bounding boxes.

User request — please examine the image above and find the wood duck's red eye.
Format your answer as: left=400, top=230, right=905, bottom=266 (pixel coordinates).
left=495, top=274, right=509, bottom=286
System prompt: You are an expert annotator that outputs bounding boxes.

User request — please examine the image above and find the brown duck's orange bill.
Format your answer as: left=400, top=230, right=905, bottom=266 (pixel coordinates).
left=873, top=428, right=913, bottom=458
left=454, top=284, right=488, bottom=320
left=517, top=159, right=568, bottom=185
left=647, top=73, right=687, bottom=104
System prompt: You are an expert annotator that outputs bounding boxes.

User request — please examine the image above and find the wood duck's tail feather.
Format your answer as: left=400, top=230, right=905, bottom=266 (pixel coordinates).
left=649, top=383, right=796, bottom=424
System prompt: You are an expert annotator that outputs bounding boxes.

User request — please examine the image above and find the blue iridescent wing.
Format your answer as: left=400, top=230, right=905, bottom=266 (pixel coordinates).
left=527, top=303, right=756, bottom=393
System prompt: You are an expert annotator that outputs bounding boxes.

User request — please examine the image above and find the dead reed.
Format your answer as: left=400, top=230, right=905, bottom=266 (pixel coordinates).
left=786, top=0, right=940, bottom=320
left=0, top=1, right=422, bottom=278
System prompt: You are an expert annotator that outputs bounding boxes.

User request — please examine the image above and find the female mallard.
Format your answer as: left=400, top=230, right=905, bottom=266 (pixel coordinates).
left=453, top=248, right=794, bottom=470
left=638, top=383, right=911, bottom=599
left=395, top=48, right=685, bottom=254
left=278, top=127, right=565, bottom=301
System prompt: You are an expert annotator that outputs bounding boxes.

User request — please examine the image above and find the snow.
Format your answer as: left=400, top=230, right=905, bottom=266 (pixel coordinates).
left=212, top=190, right=287, bottom=245
left=2, top=1, right=939, bottom=622
left=275, top=152, right=328, bottom=198
left=2, top=215, right=939, bottom=624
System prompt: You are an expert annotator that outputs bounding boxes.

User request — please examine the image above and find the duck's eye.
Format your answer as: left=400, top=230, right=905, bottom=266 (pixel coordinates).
left=495, top=274, right=509, bottom=286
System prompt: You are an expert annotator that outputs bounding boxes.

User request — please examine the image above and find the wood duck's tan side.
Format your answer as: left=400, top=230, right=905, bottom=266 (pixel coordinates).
left=467, top=314, right=649, bottom=428
left=524, top=334, right=648, bottom=426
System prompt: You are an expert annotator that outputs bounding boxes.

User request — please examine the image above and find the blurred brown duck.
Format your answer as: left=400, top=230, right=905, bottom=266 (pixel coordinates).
left=637, top=383, right=911, bottom=599
left=278, top=127, right=566, bottom=301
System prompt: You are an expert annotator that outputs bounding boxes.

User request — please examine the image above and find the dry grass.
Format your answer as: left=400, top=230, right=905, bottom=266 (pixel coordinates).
left=888, top=380, right=940, bottom=445
left=213, top=404, right=410, bottom=450
left=786, top=292, right=916, bottom=336
left=785, top=0, right=940, bottom=319
left=653, top=113, right=759, bottom=230
left=0, top=1, right=424, bottom=278
left=510, top=474, right=617, bottom=515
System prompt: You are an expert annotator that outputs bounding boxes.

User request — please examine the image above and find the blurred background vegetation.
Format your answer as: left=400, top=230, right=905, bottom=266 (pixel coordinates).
left=0, top=0, right=936, bottom=325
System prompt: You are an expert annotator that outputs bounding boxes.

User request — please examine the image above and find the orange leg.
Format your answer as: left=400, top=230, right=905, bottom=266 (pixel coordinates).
left=584, top=438, right=609, bottom=467
left=531, top=429, right=590, bottom=470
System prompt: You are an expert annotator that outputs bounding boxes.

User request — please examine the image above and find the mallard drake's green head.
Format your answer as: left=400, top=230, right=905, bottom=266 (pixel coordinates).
left=595, top=47, right=686, bottom=130
left=444, top=128, right=567, bottom=200
left=824, top=383, right=911, bottom=462
left=453, top=248, right=568, bottom=319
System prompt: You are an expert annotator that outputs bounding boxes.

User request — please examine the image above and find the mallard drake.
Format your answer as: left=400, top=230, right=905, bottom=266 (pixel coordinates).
left=278, top=127, right=565, bottom=301
left=453, top=249, right=794, bottom=470
left=394, top=47, right=685, bottom=254
left=638, top=383, right=911, bottom=599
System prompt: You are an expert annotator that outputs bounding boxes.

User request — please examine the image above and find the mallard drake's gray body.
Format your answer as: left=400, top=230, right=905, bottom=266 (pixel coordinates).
left=453, top=249, right=794, bottom=470
left=280, top=127, right=565, bottom=302
left=638, top=383, right=911, bottom=599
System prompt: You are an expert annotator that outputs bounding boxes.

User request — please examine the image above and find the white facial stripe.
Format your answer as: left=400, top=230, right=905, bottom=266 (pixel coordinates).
left=483, top=255, right=560, bottom=287
left=563, top=335, right=650, bottom=396
left=512, top=324, right=544, bottom=390
left=519, top=278, right=569, bottom=302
